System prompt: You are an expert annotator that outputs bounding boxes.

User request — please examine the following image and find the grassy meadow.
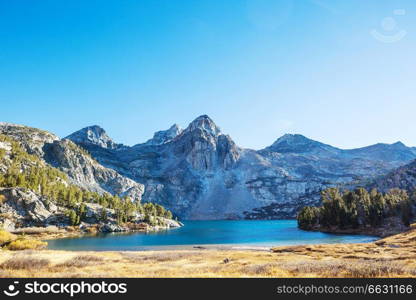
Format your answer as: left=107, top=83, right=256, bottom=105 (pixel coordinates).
left=0, top=225, right=415, bottom=278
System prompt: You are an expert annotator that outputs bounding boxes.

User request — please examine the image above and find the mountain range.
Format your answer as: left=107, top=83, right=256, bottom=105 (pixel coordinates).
left=61, top=115, right=416, bottom=220
left=2, top=116, right=416, bottom=220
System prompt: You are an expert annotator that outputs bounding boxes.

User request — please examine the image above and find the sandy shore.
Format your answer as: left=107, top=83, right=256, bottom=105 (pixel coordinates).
left=0, top=225, right=415, bottom=278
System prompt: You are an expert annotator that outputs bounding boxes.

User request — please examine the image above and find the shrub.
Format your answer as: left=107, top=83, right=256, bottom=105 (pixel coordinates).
left=0, top=230, right=17, bottom=246
left=297, top=206, right=320, bottom=230
left=6, top=239, right=47, bottom=251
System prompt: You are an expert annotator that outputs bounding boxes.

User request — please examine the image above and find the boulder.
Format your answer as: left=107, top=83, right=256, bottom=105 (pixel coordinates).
left=99, top=223, right=126, bottom=233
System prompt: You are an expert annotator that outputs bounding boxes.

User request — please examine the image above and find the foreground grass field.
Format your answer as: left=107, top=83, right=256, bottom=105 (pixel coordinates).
left=0, top=226, right=415, bottom=278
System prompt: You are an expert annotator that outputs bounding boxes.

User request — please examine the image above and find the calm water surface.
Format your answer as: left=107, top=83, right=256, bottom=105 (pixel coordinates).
left=46, top=220, right=377, bottom=251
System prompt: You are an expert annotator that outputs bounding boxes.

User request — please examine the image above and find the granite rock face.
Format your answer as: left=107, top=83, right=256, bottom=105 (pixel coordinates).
left=43, top=139, right=144, bottom=199
left=67, top=115, right=416, bottom=220
left=0, top=122, right=59, bottom=157
left=0, top=187, right=65, bottom=229
left=144, top=124, right=182, bottom=146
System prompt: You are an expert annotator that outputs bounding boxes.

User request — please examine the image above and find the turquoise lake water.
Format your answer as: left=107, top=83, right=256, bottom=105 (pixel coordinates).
left=46, top=220, right=377, bottom=251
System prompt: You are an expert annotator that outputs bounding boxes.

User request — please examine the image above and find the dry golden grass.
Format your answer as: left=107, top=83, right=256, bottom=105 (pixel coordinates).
left=0, top=256, right=50, bottom=270
left=0, top=225, right=414, bottom=278
left=55, top=255, right=104, bottom=268
left=11, top=226, right=63, bottom=235
left=6, top=239, right=47, bottom=251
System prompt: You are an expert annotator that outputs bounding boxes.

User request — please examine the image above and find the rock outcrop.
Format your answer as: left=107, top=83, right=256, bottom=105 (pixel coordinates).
left=0, top=187, right=180, bottom=232
left=0, top=187, right=66, bottom=230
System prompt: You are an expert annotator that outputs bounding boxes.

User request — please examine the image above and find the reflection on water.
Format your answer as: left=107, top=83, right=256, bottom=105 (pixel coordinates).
left=46, top=220, right=377, bottom=251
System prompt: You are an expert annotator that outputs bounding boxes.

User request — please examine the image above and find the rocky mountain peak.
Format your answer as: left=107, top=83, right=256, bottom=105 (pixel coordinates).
left=185, top=115, right=221, bottom=136
left=392, top=141, right=407, bottom=148
left=166, top=115, right=240, bottom=171
left=66, top=125, right=119, bottom=149
left=144, top=124, right=182, bottom=146
left=267, top=134, right=335, bottom=154
left=275, top=134, right=312, bottom=144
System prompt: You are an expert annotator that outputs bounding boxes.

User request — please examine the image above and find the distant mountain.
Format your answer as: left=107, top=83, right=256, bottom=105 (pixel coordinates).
left=263, top=134, right=416, bottom=162
left=264, top=134, right=341, bottom=156
left=346, top=142, right=416, bottom=162
left=65, top=115, right=416, bottom=220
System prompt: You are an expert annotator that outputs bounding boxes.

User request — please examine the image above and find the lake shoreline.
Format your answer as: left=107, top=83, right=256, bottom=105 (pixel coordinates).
left=300, top=216, right=411, bottom=238
left=44, top=220, right=378, bottom=251
left=9, top=223, right=183, bottom=242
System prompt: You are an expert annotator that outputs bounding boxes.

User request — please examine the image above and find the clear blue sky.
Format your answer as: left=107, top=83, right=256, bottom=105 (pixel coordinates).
left=1, top=0, right=415, bottom=149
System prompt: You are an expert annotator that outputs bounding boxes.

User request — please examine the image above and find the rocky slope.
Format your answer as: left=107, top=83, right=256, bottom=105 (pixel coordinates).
left=0, top=187, right=65, bottom=231
left=0, top=187, right=180, bottom=232
left=371, top=159, right=416, bottom=193
left=66, top=115, right=416, bottom=220
left=0, top=125, right=179, bottom=233
left=0, top=123, right=144, bottom=200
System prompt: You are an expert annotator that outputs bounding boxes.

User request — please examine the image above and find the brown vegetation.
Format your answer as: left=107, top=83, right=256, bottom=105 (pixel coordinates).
left=6, top=239, right=47, bottom=251
left=0, top=256, right=50, bottom=270
left=0, top=230, right=17, bottom=246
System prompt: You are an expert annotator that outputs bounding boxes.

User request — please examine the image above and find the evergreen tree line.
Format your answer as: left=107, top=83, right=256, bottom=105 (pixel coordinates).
left=298, top=187, right=415, bottom=230
left=0, top=135, right=174, bottom=226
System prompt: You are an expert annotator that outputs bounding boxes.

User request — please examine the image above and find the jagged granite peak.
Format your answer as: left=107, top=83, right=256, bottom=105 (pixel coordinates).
left=144, top=124, right=182, bottom=146
left=172, top=115, right=240, bottom=170
left=185, top=115, right=221, bottom=136
left=66, top=125, right=120, bottom=149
